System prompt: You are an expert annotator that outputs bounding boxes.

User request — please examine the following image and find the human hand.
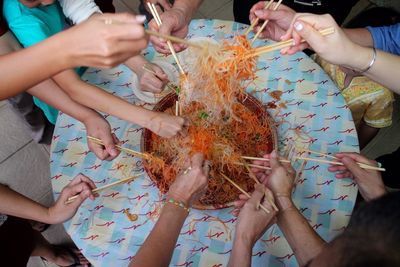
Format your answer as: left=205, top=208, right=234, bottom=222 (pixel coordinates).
left=168, top=153, right=210, bottom=206
left=251, top=150, right=296, bottom=198
left=48, top=174, right=96, bottom=224
left=146, top=112, right=188, bottom=138
left=145, top=0, right=173, bottom=12
left=280, top=14, right=371, bottom=71
left=233, top=184, right=277, bottom=246
left=138, top=62, right=169, bottom=93
left=249, top=2, right=295, bottom=41
left=328, top=152, right=386, bottom=201
left=64, top=13, right=148, bottom=68
left=148, top=8, right=189, bottom=54
left=84, top=113, right=121, bottom=160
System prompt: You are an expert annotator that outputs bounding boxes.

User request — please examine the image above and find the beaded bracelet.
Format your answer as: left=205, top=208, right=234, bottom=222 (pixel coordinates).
left=166, top=198, right=191, bottom=213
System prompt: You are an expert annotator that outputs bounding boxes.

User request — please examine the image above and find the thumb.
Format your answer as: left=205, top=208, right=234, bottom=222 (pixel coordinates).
left=341, top=157, right=364, bottom=180
left=68, top=188, right=91, bottom=210
left=269, top=150, right=282, bottom=169
left=102, top=133, right=118, bottom=157
left=293, top=20, right=325, bottom=51
left=248, top=184, right=266, bottom=207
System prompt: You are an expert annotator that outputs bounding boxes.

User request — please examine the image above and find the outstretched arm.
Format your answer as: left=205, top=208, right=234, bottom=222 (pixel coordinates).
left=0, top=13, right=147, bottom=100
left=0, top=174, right=95, bottom=224
left=251, top=151, right=326, bottom=266
left=130, top=153, right=209, bottom=267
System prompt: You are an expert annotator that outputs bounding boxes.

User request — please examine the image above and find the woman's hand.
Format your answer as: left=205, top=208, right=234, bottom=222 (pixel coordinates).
left=249, top=2, right=296, bottom=41
left=328, top=152, right=387, bottom=201
left=83, top=113, right=121, bottom=161
left=251, top=150, right=296, bottom=197
left=280, top=13, right=373, bottom=72
left=48, top=174, right=96, bottom=224
left=146, top=112, right=188, bottom=138
left=234, top=184, right=277, bottom=247
left=138, top=62, right=169, bottom=93
left=148, top=8, right=189, bottom=54
left=63, top=13, right=148, bottom=68
left=168, top=153, right=210, bottom=206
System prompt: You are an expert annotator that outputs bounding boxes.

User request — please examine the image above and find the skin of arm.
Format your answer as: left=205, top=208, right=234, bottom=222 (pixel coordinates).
left=228, top=185, right=277, bottom=267
left=27, top=78, right=120, bottom=159
left=0, top=13, right=148, bottom=100
left=0, top=174, right=96, bottom=224
left=250, top=151, right=325, bottom=266
left=130, top=153, right=209, bottom=267
left=283, top=14, right=400, bottom=93
left=343, top=28, right=374, bottom=47
left=53, top=70, right=185, bottom=138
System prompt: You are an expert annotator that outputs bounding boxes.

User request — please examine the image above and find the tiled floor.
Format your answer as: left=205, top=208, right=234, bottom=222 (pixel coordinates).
left=0, top=0, right=398, bottom=267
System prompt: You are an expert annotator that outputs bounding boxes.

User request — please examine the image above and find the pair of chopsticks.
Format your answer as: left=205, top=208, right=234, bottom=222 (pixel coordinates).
left=241, top=147, right=385, bottom=172
left=65, top=173, right=144, bottom=204
left=220, top=172, right=278, bottom=214
left=246, top=27, right=335, bottom=58
left=87, top=136, right=149, bottom=160
left=246, top=0, right=283, bottom=44
left=147, top=2, right=185, bottom=75
left=146, top=2, right=184, bottom=116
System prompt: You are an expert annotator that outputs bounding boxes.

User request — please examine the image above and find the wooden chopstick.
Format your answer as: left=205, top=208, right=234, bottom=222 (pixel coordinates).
left=295, top=147, right=384, bottom=171
left=247, top=27, right=335, bottom=58
left=65, top=173, right=144, bottom=204
left=242, top=154, right=385, bottom=172
left=87, top=136, right=149, bottom=159
left=245, top=0, right=274, bottom=36
left=220, top=173, right=271, bottom=213
left=147, top=3, right=186, bottom=75
left=234, top=161, right=271, bottom=170
left=145, top=30, right=202, bottom=49
left=251, top=0, right=283, bottom=44
left=243, top=164, right=279, bottom=212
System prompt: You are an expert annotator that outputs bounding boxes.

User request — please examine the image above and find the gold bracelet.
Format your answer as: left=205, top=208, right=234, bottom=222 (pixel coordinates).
left=166, top=198, right=191, bottom=213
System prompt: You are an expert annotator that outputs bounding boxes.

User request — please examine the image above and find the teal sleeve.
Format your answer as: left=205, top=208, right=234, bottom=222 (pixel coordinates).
left=6, top=15, right=52, bottom=48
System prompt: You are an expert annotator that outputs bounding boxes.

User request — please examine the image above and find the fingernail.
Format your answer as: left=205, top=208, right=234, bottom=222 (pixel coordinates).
left=294, top=21, right=303, bottom=31
left=136, top=15, right=147, bottom=23
left=111, top=148, right=118, bottom=157
left=255, top=10, right=263, bottom=17
left=271, top=150, right=277, bottom=158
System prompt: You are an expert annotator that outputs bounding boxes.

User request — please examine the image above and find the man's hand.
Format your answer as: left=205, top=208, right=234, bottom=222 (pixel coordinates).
left=148, top=8, right=189, bottom=53
left=251, top=150, right=296, bottom=197
left=328, top=152, right=387, bottom=201
left=84, top=113, right=120, bottom=161
left=48, top=174, right=96, bottom=224
left=249, top=2, right=296, bottom=41
left=168, top=153, right=210, bottom=206
left=233, top=184, right=277, bottom=247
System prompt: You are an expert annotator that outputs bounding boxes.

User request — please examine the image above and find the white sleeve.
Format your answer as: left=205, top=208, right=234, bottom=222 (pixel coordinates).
left=59, top=0, right=102, bottom=25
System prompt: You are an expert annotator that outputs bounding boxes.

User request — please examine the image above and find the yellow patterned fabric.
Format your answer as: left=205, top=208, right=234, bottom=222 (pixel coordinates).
left=314, top=55, right=394, bottom=128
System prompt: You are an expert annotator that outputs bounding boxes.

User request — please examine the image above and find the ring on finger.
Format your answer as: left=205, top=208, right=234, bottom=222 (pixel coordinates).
left=183, top=166, right=192, bottom=175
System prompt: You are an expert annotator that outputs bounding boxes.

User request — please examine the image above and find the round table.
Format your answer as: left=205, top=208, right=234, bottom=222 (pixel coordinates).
left=51, top=19, right=359, bottom=267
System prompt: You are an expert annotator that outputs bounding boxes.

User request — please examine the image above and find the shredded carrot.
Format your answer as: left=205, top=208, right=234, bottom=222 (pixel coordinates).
left=144, top=35, right=274, bottom=206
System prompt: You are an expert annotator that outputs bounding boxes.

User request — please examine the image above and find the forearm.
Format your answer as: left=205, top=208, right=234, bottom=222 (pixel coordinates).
left=125, top=54, right=147, bottom=73
left=228, top=238, right=252, bottom=267
left=173, top=0, right=203, bottom=23
left=343, top=28, right=373, bottom=47
left=347, top=46, right=400, bottom=92
left=27, top=78, right=99, bottom=123
left=276, top=197, right=325, bottom=266
left=0, top=35, right=70, bottom=100
left=130, top=204, right=187, bottom=267
left=53, top=70, right=155, bottom=127
left=0, top=185, right=52, bottom=224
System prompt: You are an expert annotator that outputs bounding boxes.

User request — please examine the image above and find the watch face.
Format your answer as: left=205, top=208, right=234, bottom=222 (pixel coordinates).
left=294, top=0, right=322, bottom=6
